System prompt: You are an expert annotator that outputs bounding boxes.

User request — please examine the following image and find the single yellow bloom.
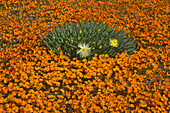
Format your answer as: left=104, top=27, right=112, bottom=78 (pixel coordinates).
left=110, top=38, right=118, bottom=47
left=79, top=30, right=82, bottom=33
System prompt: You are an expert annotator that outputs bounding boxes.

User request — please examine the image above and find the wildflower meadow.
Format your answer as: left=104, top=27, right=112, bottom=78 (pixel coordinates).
left=0, top=0, right=169, bottom=112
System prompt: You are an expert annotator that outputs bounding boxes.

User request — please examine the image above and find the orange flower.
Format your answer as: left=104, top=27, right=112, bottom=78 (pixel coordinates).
left=99, top=45, right=102, bottom=49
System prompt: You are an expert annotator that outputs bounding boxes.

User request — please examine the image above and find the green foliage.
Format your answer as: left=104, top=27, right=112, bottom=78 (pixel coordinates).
left=40, top=18, right=139, bottom=61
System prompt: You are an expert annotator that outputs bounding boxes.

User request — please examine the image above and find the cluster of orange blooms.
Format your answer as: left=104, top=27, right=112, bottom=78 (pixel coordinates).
left=0, top=0, right=169, bottom=112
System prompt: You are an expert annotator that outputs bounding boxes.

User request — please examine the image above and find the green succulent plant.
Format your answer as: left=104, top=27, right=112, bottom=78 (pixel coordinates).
left=40, top=18, right=139, bottom=61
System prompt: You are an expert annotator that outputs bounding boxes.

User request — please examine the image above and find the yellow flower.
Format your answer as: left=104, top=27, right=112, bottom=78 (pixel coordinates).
left=79, top=30, right=82, bottom=33
left=110, top=38, right=118, bottom=47
left=77, top=43, right=91, bottom=57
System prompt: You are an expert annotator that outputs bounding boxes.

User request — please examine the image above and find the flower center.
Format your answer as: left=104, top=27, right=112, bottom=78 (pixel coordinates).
left=111, top=40, right=117, bottom=45
left=81, top=48, right=87, bottom=53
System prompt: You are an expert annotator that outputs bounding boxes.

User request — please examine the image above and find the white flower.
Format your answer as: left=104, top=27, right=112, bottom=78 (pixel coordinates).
left=110, top=38, right=119, bottom=47
left=77, top=43, right=91, bottom=58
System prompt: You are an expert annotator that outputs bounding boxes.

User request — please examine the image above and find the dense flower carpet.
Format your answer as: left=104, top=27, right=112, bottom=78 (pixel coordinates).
left=0, top=0, right=169, bottom=112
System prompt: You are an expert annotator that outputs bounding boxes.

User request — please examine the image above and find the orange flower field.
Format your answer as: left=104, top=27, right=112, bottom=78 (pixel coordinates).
left=0, top=0, right=170, bottom=112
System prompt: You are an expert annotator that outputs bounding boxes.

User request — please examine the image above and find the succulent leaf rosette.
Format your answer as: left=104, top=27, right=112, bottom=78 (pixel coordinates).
left=40, top=18, right=139, bottom=61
